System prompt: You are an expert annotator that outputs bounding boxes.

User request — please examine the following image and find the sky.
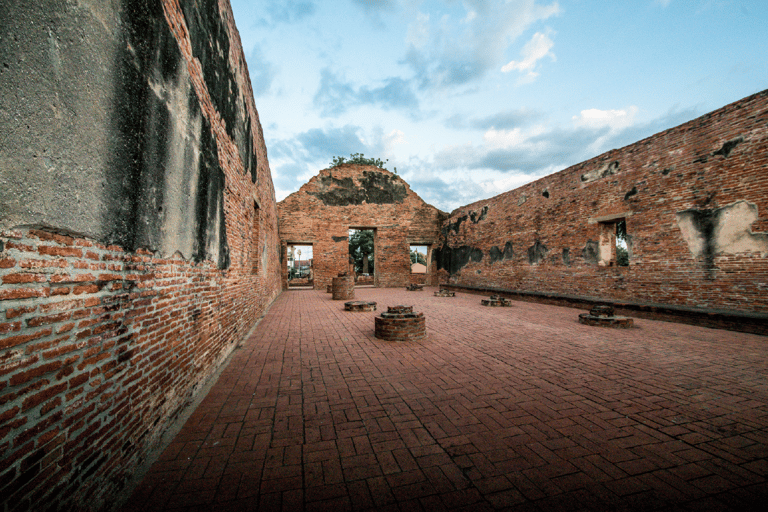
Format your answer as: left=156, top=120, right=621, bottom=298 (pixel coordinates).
left=230, top=0, right=768, bottom=213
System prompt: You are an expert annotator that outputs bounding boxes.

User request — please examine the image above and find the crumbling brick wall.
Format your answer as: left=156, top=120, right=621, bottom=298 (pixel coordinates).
left=277, top=165, right=447, bottom=289
left=437, top=90, right=768, bottom=314
left=0, top=1, right=281, bottom=510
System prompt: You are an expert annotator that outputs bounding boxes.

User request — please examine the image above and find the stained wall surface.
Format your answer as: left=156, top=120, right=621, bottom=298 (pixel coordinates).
left=437, top=90, right=768, bottom=315
left=0, top=1, right=281, bottom=510
left=277, top=165, right=447, bottom=289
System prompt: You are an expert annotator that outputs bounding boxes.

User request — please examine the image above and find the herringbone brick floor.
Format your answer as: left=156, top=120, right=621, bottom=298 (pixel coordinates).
left=123, top=287, right=768, bottom=511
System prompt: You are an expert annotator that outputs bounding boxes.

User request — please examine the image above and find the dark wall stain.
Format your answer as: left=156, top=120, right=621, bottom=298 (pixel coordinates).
left=582, top=240, right=599, bottom=264
left=194, top=114, right=230, bottom=268
left=679, top=207, right=717, bottom=279
left=713, top=136, right=743, bottom=158
left=434, top=245, right=483, bottom=275
left=624, top=186, right=637, bottom=201
left=105, top=0, right=229, bottom=268
left=443, top=215, right=468, bottom=236
left=527, top=240, right=548, bottom=264
left=562, top=248, right=570, bottom=266
left=179, top=0, right=257, bottom=181
left=308, top=170, right=407, bottom=206
left=489, top=241, right=514, bottom=264
left=469, top=206, right=488, bottom=223
left=332, top=236, right=348, bottom=242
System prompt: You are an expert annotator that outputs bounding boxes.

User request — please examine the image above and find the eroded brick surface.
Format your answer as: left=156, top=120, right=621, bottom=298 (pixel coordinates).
left=437, top=91, right=768, bottom=314
left=277, top=165, right=448, bottom=290
left=0, top=1, right=281, bottom=510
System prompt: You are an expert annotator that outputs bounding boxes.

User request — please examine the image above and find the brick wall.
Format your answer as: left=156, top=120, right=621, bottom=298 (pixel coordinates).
left=277, top=165, right=448, bottom=289
left=437, top=90, right=768, bottom=315
left=0, top=1, right=281, bottom=510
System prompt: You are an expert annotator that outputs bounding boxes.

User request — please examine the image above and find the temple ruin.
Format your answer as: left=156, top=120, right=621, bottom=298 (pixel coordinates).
left=1, top=1, right=767, bottom=510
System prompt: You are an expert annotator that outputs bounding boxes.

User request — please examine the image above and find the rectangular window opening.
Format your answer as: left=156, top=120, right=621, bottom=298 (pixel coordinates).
left=410, top=245, right=429, bottom=274
left=251, top=202, right=260, bottom=274
left=349, top=229, right=375, bottom=278
left=598, top=218, right=629, bottom=267
left=287, top=244, right=313, bottom=285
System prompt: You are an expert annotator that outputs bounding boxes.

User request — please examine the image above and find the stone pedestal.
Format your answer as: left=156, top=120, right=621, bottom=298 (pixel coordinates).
left=344, top=301, right=377, bottom=312
left=578, top=305, right=633, bottom=328
left=481, top=295, right=512, bottom=307
left=375, top=305, right=426, bottom=341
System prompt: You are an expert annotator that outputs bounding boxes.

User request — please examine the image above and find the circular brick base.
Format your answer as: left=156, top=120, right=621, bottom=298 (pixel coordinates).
left=481, top=295, right=512, bottom=307
left=375, top=305, right=426, bottom=342
left=344, top=301, right=377, bottom=312
left=332, top=276, right=354, bottom=300
left=578, top=313, right=634, bottom=328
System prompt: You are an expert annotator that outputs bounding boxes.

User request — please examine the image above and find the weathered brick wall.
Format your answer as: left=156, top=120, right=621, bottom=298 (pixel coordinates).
left=0, top=1, right=281, bottom=510
left=437, top=90, right=768, bottom=314
left=277, top=165, right=447, bottom=289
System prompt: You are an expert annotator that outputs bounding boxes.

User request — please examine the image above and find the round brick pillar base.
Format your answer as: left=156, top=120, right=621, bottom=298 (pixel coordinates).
left=332, top=275, right=354, bottom=300
left=375, top=305, right=426, bottom=341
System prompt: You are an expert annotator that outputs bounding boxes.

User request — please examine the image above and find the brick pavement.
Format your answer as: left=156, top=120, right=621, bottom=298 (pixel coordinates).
left=122, top=287, right=768, bottom=511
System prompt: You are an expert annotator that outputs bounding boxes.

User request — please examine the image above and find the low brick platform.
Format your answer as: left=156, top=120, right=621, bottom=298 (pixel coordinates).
left=579, top=305, right=634, bottom=328
left=434, top=289, right=455, bottom=297
left=481, top=295, right=513, bottom=307
left=405, top=283, right=424, bottom=291
left=122, top=287, right=768, bottom=512
left=344, top=301, right=377, bottom=312
left=375, top=305, right=427, bottom=342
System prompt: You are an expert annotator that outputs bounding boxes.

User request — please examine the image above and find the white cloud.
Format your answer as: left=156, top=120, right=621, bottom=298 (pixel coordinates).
left=403, top=1, right=561, bottom=88
left=384, top=129, right=407, bottom=153
left=572, top=106, right=639, bottom=130
left=406, top=12, right=430, bottom=49
left=501, top=31, right=556, bottom=79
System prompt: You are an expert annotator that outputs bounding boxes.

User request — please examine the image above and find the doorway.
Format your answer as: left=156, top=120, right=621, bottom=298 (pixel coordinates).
left=287, top=243, right=313, bottom=288
left=349, top=228, right=375, bottom=286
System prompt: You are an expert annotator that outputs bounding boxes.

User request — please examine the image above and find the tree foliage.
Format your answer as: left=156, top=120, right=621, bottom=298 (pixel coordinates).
left=616, top=219, right=629, bottom=266
left=410, top=250, right=426, bottom=265
left=349, top=230, right=374, bottom=274
left=331, top=153, right=395, bottom=172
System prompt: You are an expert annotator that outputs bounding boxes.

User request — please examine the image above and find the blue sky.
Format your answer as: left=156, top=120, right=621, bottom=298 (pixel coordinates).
left=230, top=0, right=768, bottom=213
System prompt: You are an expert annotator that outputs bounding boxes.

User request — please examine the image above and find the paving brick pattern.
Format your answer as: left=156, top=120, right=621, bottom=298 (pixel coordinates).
left=123, top=288, right=768, bottom=511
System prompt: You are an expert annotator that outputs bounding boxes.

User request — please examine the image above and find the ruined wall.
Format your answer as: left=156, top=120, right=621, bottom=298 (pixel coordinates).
left=0, top=1, right=281, bottom=510
left=438, top=90, right=768, bottom=315
left=277, top=165, right=447, bottom=289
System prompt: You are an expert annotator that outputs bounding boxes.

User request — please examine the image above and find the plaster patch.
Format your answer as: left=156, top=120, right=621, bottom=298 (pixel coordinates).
left=676, top=200, right=768, bottom=258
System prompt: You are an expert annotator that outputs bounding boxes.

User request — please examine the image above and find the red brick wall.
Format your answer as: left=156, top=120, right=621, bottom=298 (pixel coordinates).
left=277, top=165, right=448, bottom=289
left=438, top=90, right=768, bottom=314
left=0, top=1, right=281, bottom=510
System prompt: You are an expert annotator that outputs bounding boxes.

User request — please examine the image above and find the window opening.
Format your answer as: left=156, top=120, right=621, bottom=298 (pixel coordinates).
left=410, top=245, right=428, bottom=274
left=598, top=218, right=629, bottom=267
left=251, top=202, right=260, bottom=274
left=287, top=244, right=313, bottom=286
left=615, top=219, right=629, bottom=267
left=349, top=229, right=375, bottom=282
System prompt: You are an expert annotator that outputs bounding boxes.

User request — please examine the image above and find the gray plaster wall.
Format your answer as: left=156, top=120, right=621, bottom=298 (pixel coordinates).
left=0, top=0, right=236, bottom=267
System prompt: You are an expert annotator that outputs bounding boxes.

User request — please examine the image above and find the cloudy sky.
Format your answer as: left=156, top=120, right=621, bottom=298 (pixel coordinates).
left=230, top=0, right=767, bottom=213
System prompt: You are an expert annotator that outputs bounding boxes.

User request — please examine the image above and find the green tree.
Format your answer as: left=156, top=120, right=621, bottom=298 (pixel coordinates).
left=616, top=220, right=629, bottom=266
left=331, top=153, right=395, bottom=172
left=349, top=230, right=374, bottom=274
left=410, top=250, right=426, bottom=265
